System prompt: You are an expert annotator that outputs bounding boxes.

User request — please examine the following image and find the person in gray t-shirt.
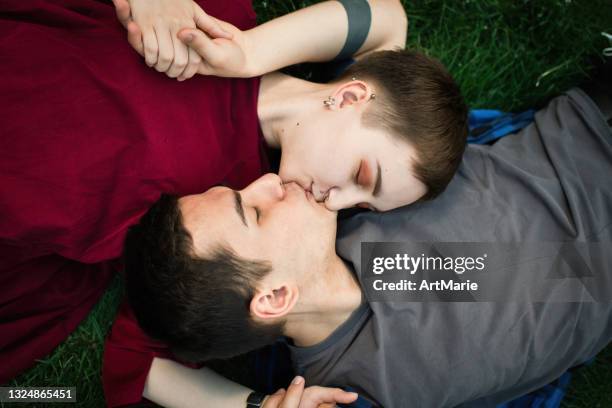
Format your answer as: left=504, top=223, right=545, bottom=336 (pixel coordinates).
left=125, top=87, right=612, bottom=407
left=288, top=88, right=612, bottom=407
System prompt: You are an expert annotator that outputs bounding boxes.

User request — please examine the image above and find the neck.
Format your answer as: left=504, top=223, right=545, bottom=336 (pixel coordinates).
left=283, top=256, right=363, bottom=347
left=257, top=72, right=329, bottom=148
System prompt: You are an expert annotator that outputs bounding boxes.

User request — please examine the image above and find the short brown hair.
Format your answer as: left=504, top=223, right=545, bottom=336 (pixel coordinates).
left=342, top=49, right=468, bottom=200
left=125, top=194, right=284, bottom=362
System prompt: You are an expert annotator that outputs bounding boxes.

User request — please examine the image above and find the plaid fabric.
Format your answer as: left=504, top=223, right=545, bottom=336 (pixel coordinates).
left=467, top=109, right=536, bottom=145
left=496, top=372, right=573, bottom=408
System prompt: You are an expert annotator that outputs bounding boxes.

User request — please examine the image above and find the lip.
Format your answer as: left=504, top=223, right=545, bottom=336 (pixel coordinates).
left=295, top=183, right=314, bottom=201
left=308, top=181, right=330, bottom=202
left=304, top=189, right=315, bottom=201
left=284, top=182, right=305, bottom=196
left=283, top=182, right=319, bottom=206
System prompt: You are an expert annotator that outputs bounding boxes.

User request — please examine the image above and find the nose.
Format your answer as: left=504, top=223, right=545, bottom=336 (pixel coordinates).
left=240, top=173, right=285, bottom=209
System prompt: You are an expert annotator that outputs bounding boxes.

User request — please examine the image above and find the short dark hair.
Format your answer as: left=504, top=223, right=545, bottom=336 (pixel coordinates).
left=124, top=194, right=283, bottom=362
left=342, top=49, right=468, bottom=200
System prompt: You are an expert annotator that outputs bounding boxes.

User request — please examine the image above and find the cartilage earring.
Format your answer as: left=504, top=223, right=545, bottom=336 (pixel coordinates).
left=323, top=96, right=336, bottom=107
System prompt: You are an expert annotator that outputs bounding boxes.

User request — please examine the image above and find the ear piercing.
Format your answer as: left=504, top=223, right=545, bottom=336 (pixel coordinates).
left=324, top=76, right=357, bottom=106
left=352, top=76, right=376, bottom=100
left=323, top=96, right=336, bottom=107
left=323, top=80, right=376, bottom=107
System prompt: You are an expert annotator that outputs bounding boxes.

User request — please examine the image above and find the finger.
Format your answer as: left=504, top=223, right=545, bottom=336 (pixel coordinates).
left=166, top=29, right=189, bottom=78
left=262, top=389, right=286, bottom=408
left=112, top=0, right=131, bottom=28
left=329, top=389, right=358, bottom=404
left=178, top=29, right=218, bottom=65
left=127, top=21, right=144, bottom=57
left=193, top=3, right=233, bottom=39
left=279, top=376, right=305, bottom=408
left=177, top=47, right=201, bottom=81
left=143, top=29, right=159, bottom=67
left=317, top=404, right=336, bottom=408
left=154, top=25, right=174, bottom=72
left=299, top=387, right=358, bottom=408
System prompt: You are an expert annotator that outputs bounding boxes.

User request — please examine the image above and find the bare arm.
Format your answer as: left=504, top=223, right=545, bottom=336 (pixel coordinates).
left=114, top=0, right=407, bottom=79
left=143, top=358, right=251, bottom=407
left=242, top=0, right=408, bottom=75
left=175, top=0, right=408, bottom=78
left=143, top=357, right=358, bottom=408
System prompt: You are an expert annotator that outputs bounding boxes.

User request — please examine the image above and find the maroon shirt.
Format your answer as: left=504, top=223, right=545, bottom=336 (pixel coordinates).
left=0, top=1, right=265, bottom=405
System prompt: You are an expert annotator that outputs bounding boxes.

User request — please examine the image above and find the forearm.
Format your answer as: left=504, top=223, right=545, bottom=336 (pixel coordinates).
left=244, top=0, right=407, bottom=76
left=143, top=357, right=252, bottom=408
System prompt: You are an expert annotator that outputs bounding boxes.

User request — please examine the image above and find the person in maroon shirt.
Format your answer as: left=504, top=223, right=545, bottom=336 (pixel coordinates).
left=1, top=0, right=262, bottom=388
left=1, top=0, right=467, bottom=406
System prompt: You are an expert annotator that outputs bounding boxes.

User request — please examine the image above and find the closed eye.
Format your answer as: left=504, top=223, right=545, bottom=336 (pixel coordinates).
left=355, top=159, right=372, bottom=188
left=353, top=162, right=361, bottom=185
left=357, top=202, right=378, bottom=211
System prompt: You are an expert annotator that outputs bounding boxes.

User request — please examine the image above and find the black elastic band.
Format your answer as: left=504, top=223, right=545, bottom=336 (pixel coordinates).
left=246, top=391, right=267, bottom=407
left=335, top=0, right=372, bottom=61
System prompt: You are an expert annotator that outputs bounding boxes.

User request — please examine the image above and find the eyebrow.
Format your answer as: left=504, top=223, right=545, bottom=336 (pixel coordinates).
left=233, top=191, right=248, bottom=228
left=372, top=161, right=382, bottom=197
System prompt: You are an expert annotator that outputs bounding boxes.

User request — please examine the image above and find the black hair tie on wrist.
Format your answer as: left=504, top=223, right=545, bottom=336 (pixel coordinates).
left=246, top=391, right=267, bottom=407
left=334, top=0, right=372, bottom=62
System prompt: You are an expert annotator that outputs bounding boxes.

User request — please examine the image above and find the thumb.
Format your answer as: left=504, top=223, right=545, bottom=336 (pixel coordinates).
left=193, top=4, right=233, bottom=40
left=112, top=0, right=131, bottom=28
left=178, top=29, right=218, bottom=60
left=301, top=387, right=358, bottom=408
left=281, top=376, right=306, bottom=407
left=262, top=388, right=286, bottom=408
left=330, top=389, right=359, bottom=404
left=177, top=29, right=220, bottom=75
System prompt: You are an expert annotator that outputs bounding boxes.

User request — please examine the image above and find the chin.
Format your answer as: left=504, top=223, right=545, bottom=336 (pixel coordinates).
left=320, top=205, right=338, bottom=221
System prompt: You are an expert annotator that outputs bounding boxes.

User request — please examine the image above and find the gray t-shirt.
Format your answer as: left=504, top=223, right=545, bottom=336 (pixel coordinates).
left=288, top=89, right=612, bottom=408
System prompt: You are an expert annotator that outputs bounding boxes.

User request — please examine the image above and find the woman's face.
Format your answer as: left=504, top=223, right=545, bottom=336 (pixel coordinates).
left=278, top=112, right=427, bottom=211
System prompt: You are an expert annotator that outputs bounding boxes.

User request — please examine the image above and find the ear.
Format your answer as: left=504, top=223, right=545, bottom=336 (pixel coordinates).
left=250, top=283, right=299, bottom=322
left=331, top=80, right=371, bottom=110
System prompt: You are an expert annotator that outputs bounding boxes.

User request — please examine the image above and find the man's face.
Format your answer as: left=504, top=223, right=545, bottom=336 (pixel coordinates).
left=179, top=174, right=338, bottom=278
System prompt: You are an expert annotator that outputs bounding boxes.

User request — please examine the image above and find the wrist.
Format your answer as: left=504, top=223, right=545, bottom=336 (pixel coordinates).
left=242, top=29, right=262, bottom=77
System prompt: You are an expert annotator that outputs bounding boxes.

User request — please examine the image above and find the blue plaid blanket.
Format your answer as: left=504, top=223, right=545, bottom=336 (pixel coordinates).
left=467, top=109, right=535, bottom=145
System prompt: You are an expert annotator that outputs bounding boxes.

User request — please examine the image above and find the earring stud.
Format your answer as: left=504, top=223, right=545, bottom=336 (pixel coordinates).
left=323, top=96, right=336, bottom=107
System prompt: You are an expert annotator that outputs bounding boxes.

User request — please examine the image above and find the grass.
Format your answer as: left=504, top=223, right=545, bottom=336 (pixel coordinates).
left=4, top=276, right=123, bottom=408
left=6, top=0, right=612, bottom=407
left=563, top=345, right=612, bottom=408
left=256, top=0, right=612, bottom=111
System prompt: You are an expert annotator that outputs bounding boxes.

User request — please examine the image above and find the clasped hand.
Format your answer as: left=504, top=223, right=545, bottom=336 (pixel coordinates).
left=112, top=0, right=255, bottom=80
left=263, top=376, right=358, bottom=408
